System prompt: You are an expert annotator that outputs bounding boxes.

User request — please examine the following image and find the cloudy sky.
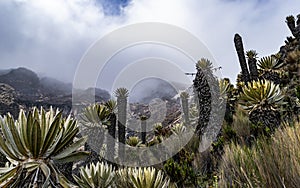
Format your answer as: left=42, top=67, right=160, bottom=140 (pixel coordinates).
left=1, top=0, right=300, bottom=89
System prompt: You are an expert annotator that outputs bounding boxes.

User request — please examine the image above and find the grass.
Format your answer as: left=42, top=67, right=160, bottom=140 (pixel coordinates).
left=219, top=122, right=300, bottom=188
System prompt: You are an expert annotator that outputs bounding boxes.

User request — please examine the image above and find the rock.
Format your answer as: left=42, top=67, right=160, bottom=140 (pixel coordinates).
left=0, top=83, right=16, bottom=105
left=0, top=83, right=20, bottom=116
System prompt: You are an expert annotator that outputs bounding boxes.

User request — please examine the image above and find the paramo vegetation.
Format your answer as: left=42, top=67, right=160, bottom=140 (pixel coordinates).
left=0, top=14, right=300, bottom=187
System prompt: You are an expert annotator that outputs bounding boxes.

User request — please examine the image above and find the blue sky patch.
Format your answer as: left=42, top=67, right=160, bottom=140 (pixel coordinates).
left=97, top=0, right=131, bottom=16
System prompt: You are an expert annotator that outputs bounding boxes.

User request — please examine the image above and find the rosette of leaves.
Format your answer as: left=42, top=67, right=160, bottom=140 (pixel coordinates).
left=80, top=104, right=110, bottom=126
left=80, top=104, right=111, bottom=165
left=219, top=78, right=236, bottom=124
left=0, top=107, right=89, bottom=187
left=154, top=123, right=171, bottom=138
left=258, top=55, right=284, bottom=84
left=126, top=136, right=142, bottom=147
left=73, top=162, right=115, bottom=188
left=239, top=80, right=285, bottom=134
left=171, top=123, right=186, bottom=136
left=115, top=167, right=171, bottom=188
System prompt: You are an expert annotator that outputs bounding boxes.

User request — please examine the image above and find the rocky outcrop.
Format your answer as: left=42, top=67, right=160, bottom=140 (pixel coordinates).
left=0, top=83, right=20, bottom=116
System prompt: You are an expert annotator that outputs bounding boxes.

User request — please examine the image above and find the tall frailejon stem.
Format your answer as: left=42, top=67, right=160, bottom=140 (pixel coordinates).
left=246, top=50, right=259, bottom=81
left=140, top=115, right=147, bottom=144
left=180, top=91, right=190, bottom=125
left=105, top=100, right=117, bottom=164
left=296, top=14, right=300, bottom=39
left=193, top=59, right=212, bottom=135
left=286, top=15, right=298, bottom=39
left=234, top=34, right=250, bottom=84
left=115, top=88, right=129, bottom=161
left=193, top=59, right=224, bottom=175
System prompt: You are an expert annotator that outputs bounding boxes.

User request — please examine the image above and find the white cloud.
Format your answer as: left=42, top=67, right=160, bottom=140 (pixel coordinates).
left=122, top=0, right=300, bottom=82
left=0, top=0, right=299, bottom=84
left=0, top=0, right=120, bottom=81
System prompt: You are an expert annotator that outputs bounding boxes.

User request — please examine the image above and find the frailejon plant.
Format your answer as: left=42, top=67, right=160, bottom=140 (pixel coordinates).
left=81, top=103, right=110, bottom=125
left=286, top=14, right=300, bottom=39
left=105, top=100, right=117, bottom=163
left=219, top=78, right=236, bottom=124
left=239, top=80, right=285, bottom=135
left=246, top=50, right=259, bottom=81
left=193, top=58, right=212, bottom=136
left=73, top=161, right=115, bottom=188
left=284, top=50, right=300, bottom=122
left=80, top=103, right=111, bottom=164
left=194, top=58, right=223, bottom=170
left=0, top=107, right=89, bottom=187
left=116, top=166, right=172, bottom=188
left=114, top=88, right=129, bottom=160
left=257, top=55, right=284, bottom=84
left=171, top=123, right=186, bottom=136
left=234, top=34, right=251, bottom=84
left=126, top=136, right=142, bottom=147
left=140, top=115, right=147, bottom=144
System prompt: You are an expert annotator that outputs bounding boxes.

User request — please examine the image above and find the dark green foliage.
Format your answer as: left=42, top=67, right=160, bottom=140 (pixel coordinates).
left=286, top=14, right=300, bottom=39
left=211, top=136, right=225, bottom=152
left=250, top=122, right=272, bottom=138
left=211, top=124, right=237, bottom=176
left=249, top=109, right=281, bottom=134
left=259, top=71, right=281, bottom=84
left=164, top=149, right=196, bottom=187
left=286, top=15, right=297, bottom=37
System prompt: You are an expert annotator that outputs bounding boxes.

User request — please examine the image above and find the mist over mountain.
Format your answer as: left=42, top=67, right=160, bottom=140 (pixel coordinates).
left=129, top=78, right=189, bottom=104
left=0, top=67, right=110, bottom=116
left=39, top=77, right=72, bottom=96
left=0, top=67, right=187, bottom=117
